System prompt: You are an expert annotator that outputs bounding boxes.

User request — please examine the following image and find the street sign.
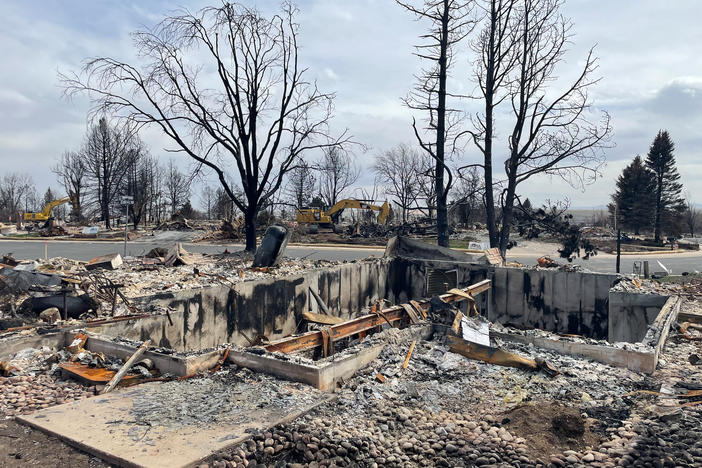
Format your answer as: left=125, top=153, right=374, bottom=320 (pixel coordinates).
left=121, top=196, right=134, bottom=204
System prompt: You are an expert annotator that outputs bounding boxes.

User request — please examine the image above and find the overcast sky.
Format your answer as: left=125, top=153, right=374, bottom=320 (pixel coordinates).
left=1, top=0, right=700, bottom=209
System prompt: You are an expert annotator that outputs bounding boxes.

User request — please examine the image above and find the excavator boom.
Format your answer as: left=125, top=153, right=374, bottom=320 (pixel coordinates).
left=23, top=197, right=73, bottom=222
left=296, top=199, right=390, bottom=227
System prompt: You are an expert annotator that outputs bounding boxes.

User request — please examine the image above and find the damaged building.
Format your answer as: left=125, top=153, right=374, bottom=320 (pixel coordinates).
left=1, top=235, right=702, bottom=468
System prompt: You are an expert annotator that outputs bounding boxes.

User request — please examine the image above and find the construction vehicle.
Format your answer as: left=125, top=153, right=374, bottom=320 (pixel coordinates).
left=23, top=196, right=74, bottom=235
left=296, top=199, right=390, bottom=229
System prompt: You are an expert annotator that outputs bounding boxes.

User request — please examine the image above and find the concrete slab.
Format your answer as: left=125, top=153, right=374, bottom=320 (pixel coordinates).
left=18, top=374, right=333, bottom=468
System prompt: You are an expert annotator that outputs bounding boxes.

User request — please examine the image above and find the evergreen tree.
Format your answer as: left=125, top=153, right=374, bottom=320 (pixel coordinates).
left=645, top=131, right=685, bottom=242
left=43, top=187, right=55, bottom=206
left=609, top=156, right=656, bottom=235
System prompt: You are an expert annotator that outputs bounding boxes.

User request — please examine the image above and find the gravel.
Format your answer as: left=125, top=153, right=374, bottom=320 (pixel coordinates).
left=0, top=373, right=93, bottom=417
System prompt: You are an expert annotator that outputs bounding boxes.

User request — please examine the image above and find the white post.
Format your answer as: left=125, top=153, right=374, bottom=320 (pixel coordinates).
left=124, top=202, right=128, bottom=258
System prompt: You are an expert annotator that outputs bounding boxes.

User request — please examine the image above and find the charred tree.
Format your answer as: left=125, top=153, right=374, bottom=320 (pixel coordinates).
left=465, top=0, right=519, bottom=247
left=494, top=0, right=611, bottom=256
left=53, top=151, right=87, bottom=221
left=398, top=0, right=477, bottom=246
left=62, top=3, right=348, bottom=251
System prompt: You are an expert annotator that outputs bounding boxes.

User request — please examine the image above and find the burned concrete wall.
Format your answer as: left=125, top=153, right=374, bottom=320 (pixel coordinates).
left=387, top=258, right=619, bottom=340
left=489, top=268, right=618, bottom=339
left=90, top=259, right=394, bottom=352
left=608, top=292, right=670, bottom=343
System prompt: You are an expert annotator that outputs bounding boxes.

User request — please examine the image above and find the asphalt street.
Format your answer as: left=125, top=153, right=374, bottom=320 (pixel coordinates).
left=0, top=237, right=699, bottom=274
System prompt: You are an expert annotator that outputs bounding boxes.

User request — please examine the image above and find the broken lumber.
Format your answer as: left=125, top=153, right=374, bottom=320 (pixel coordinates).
left=164, top=243, right=193, bottom=267
left=447, top=288, right=478, bottom=316
left=302, top=311, right=344, bottom=325
left=402, top=341, right=416, bottom=369
left=447, top=335, right=537, bottom=372
left=100, top=340, right=150, bottom=394
left=265, top=280, right=491, bottom=354
left=59, top=362, right=152, bottom=386
left=309, top=287, right=331, bottom=315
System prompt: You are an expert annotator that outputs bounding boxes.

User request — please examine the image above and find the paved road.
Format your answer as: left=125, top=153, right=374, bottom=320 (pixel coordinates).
left=0, top=237, right=699, bottom=274
left=0, top=238, right=381, bottom=263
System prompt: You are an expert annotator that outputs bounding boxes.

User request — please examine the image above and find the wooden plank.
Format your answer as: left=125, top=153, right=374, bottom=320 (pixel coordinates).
left=448, top=335, right=537, bottom=371
left=402, top=341, right=416, bottom=369
left=309, top=287, right=330, bottom=315
left=400, top=303, right=421, bottom=324
left=101, top=341, right=150, bottom=394
left=653, top=297, right=681, bottom=367
left=79, top=333, right=188, bottom=376
left=265, top=280, right=491, bottom=354
left=302, top=311, right=344, bottom=325
left=58, top=362, right=154, bottom=386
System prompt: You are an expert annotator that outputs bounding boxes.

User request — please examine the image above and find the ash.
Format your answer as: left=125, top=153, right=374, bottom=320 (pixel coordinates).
left=128, top=368, right=322, bottom=430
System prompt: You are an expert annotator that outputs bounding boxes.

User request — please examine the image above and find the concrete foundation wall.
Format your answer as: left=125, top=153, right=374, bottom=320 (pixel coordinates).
left=609, top=292, right=670, bottom=343
left=387, top=258, right=618, bottom=340
left=85, top=256, right=662, bottom=353
left=489, top=268, right=618, bottom=339
left=90, top=259, right=394, bottom=352
left=387, top=258, right=491, bottom=314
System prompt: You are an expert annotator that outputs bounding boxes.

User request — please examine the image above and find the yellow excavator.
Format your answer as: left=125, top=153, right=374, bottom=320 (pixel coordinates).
left=23, top=196, right=74, bottom=234
left=296, top=199, right=390, bottom=229
left=24, top=196, right=74, bottom=222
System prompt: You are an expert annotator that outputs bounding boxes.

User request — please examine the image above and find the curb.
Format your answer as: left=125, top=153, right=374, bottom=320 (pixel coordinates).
left=0, top=236, right=141, bottom=243
left=617, top=249, right=694, bottom=256
left=287, top=242, right=386, bottom=250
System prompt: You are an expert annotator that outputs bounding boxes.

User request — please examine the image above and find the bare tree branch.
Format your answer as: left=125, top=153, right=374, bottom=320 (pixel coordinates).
left=61, top=3, right=349, bottom=250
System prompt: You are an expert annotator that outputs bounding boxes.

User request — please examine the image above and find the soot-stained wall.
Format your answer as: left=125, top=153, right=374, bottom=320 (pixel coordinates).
left=91, top=259, right=394, bottom=352
left=490, top=267, right=618, bottom=339
left=387, top=258, right=619, bottom=340
left=89, top=256, right=645, bottom=351
left=608, top=292, right=670, bottom=343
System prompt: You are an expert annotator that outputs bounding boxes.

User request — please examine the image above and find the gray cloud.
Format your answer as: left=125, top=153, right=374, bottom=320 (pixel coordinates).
left=0, top=0, right=700, bottom=209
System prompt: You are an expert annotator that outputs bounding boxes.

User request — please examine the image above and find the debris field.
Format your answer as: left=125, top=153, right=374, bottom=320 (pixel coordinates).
left=1, top=236, right=702, bottom=468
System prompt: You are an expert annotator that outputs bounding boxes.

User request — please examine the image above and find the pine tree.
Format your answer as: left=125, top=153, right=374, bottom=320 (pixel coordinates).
left=609, top=156, right=656, bottom=235
left=645, top=131, right=685, bottom=242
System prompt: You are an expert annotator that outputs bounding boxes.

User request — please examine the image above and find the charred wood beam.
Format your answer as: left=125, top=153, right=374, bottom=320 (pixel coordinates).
left=265, top=279, right=490, bottom=354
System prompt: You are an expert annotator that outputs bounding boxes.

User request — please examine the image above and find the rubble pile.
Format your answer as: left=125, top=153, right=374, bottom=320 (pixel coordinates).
left=612, top=275, right=702, bottom=300
left=107, top=254, right=344, bottom=298
left=0, top=249, right=349, bottom=326
left=196, top=218, right=245, bottom=242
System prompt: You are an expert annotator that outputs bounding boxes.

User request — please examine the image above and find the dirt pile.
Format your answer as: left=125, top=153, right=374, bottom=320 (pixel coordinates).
left=503, top=402, right=601, bottom=461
